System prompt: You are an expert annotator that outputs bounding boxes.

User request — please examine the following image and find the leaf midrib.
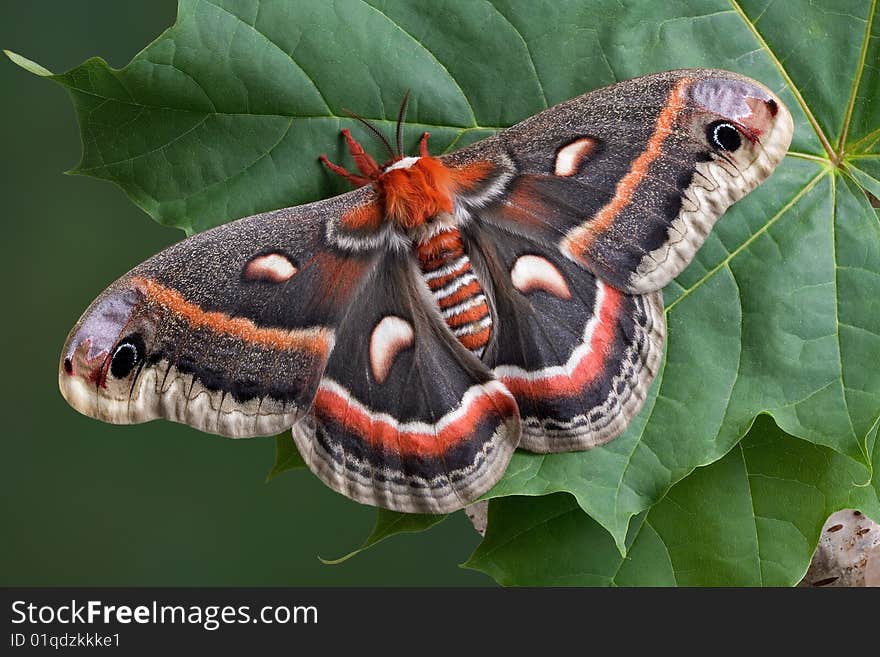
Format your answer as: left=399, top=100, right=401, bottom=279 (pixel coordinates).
left=830, top=173, right=866, bottom=462
left=728, top=0, right=837, bottom=161
left=837, top=0, right=877, bottom=157
left=665, top=168, right=830, bottom=313
left=56, top=76, right=506, bottom=130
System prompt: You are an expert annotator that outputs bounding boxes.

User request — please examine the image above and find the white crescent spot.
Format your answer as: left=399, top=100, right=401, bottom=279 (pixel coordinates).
left=511, top=255, right=572, bottom=299
left=370, top=316, right=415, bottom=384
left=244, top=253, right=298, bottom=282
left=554, top=137, right=597, bottom=177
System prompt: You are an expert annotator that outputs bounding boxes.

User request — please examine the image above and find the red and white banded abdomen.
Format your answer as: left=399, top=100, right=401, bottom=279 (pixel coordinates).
left=416, top=229, right=492, bottom=357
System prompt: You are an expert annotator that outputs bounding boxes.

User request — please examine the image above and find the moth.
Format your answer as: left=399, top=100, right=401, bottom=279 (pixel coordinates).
left=59, top=69, right=792, bottom=514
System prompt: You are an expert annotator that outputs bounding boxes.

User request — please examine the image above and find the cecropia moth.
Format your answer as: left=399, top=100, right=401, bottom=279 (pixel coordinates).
left=59, top=69, right=793, bottom=513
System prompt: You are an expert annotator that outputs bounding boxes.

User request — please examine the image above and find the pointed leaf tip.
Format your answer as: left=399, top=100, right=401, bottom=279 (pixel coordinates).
left=321, top=509, right=448, bottom=565
left=266, top=433, right=307, bottom=482
left=4, top=50, right=53, bottom=77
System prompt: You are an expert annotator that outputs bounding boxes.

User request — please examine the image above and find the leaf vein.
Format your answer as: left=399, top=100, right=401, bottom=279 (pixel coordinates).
left=737, top=443, right=764, bottom=585
left=79, top=114, right=210, bottom=172
left=359, top=0, right=479, bottom=126
left=728, top=0, right=836, bottom=160
left=484, top=1, right=549, bottom=108
left=836, top=0, right=876, bottom=156
left=202, top=0, right=332, bottom=112
left=666, top=169, right=829, bottom=313
left=830, top=174, right=865, bottom=457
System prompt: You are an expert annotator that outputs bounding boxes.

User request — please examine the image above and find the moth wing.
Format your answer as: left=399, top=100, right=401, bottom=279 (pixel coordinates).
left=466, top=223, right=665, bottom=452
left=444, top=68, right=793, bottom=294
left=293, top=253, right=520, bottom=513
left=60, top=186, right=388, bottom=437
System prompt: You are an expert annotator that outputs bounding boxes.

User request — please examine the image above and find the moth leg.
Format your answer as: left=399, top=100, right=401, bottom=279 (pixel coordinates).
left=419, top=131, right=431, bottom=158
left=319, top=154, right=371, bottom=187
left=319, top=127, right=385, bottom=188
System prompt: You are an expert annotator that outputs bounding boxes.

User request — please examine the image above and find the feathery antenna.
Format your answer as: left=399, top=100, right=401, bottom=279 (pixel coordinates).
left=343, top=109, right=395, bottom=160
left=396, top=90, right=411, bottom=157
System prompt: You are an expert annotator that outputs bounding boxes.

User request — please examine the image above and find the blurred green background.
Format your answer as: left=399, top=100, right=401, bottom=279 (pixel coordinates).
left=0, top=0, right=489, bottom=586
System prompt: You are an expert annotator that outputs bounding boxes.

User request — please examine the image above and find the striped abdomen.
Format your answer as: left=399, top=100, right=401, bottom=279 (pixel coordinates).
left=416, top=229, right=492, bottom=357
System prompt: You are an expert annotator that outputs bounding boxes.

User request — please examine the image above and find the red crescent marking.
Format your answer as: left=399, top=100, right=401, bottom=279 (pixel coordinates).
left=313, top=385, right=517, bottom=458
left=563, top=78, right=691, bottom=258
left=500, top=285, right=623, bottom=398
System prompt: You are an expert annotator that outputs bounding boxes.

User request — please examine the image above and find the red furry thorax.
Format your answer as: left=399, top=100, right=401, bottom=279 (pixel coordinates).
left=380, top=157, right=455, bottom=230
left=321, top=128, right=497, bottom=232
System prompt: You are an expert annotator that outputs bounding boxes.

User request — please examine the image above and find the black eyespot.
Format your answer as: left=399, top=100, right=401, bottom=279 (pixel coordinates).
left=707, top=121, right=742, bottom=151
left=110, top=334, right=145, bottom=379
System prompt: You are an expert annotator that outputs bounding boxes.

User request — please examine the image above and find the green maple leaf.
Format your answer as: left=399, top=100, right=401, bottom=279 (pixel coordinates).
left=9, top=0, right=879, bottom=585
left=466, top=415, right=880, bottom=586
